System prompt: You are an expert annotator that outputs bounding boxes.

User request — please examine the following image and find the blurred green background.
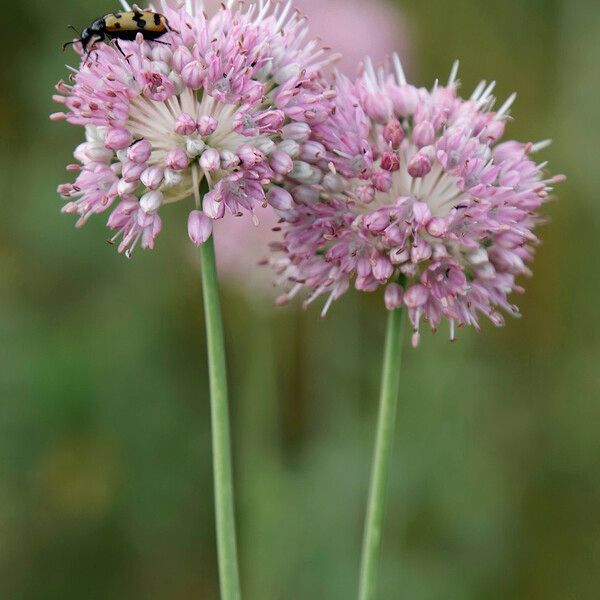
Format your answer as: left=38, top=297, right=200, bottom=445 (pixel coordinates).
left=1, top=0, right=599, bottom=598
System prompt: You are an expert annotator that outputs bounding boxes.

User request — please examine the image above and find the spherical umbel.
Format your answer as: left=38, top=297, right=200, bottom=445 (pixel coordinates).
left=269, top=55, right=565, bottom=345
left=52, top=0, right=336, bottom=257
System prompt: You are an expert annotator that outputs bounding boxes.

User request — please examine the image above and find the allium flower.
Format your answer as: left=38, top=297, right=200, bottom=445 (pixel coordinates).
left=51, top=0, right=335, bottom=257
left=271, top=56, right=565, bottom=345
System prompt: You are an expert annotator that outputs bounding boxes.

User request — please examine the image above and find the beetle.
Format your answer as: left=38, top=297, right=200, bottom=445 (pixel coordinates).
left=63, top=4, right=171, bottom=60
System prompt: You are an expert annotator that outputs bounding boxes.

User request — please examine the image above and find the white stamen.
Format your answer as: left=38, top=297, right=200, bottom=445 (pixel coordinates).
left=448, top=60, right=460, bottom=86
left=320, top=292, right=335, bottom=318
left=470, top=80, right=487, bottom=101
left=531, top=139, right=552, bottom=153
left=364, top=57, right=378, bottom=91
left=496, top=92, right=517, bottom=118
left=119, top=0, right=132, bottom=11
left=275, top=0, right=293, bottom=31
left=478, top=81, right=496, bottom=105
left=392, top=53, right=407, bottom=86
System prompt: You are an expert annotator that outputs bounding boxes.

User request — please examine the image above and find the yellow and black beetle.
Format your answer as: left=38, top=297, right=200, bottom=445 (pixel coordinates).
left=63, top=4, right=171, bottom=58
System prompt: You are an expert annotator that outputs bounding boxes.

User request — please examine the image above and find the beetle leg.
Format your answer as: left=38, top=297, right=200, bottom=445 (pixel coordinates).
left=82, top=36, right=101, bottom=68
left=110, top=39, right=132, bottom=65
left=113, top=39, right=126, bottom=57
left=164, top=17, right=180, bottom=34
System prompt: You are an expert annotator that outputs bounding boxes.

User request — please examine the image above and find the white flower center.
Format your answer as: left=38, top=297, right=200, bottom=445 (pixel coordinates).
left=126, top=89, right=266, bottom=204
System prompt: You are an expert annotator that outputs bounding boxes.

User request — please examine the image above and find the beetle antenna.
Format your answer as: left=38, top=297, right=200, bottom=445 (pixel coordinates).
left=62, top=40, right=76, bottom=52
left=68, top=25, right=80, bottom=35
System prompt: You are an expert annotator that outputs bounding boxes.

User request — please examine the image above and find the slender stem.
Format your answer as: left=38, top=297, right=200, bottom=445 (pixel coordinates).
left=199, top=234, right=242, bottom=600
left=358, top=308, right=405, bottom=600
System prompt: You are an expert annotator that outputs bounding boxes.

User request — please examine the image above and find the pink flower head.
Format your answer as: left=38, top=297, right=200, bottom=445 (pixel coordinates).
left=52, top=0, right=335, bottom=257
left=270, top=56, right=565, bottom=345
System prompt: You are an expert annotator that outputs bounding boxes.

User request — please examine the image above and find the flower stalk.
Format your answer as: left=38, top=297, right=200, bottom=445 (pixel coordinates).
left=199, top=233, right=242, bottom=600
left=358, top=307, right=405, bottom=600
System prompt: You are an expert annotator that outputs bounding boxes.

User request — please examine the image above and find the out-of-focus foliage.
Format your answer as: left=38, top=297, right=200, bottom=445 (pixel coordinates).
left=1, top=0, right=599, bottom=599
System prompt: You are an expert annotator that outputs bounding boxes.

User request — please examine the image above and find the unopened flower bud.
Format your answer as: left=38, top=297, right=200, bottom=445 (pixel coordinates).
left=290, top=161, right=314, bottom=182
left=426, top=217, right=447, bottom=237
left=220, top=150, right=240, bottom=169
left=412, top=122, right=435, bottom=148
left=372, top=170, right=392, bottom=192
left=174, top=113, right=197, bottom=135
left=256, top=110, right=285, bottom=133
left=301, top=141, right=326, bottom=162
left=188, top=210, right=212, bottom=245
left=383, top=119, right=404, bottom=149
left=197, top=115, right=218, bottom=136
left=268, top=186, right=294, bottom=211
left=186, top=137, right=205, bottom=158
left=181, top=60, right=205, bottom=89
left=166, top=148, right=189, bottom=170
left=118, top=178, right=138, bottom=196
left=140, top=190, right=164, bottom=214
left=169, top=72, right=185, bottom=96
left=163, top=168, right=183, bottom=188
left=356, top=184, right=375, bottom=204
left=277, top=139, right=301, bottom=159
left=407, top=152, right=432, bottom=178
left=199, top=148, right=221, bottom=172
left=282, top=122, right=311, bottom=142
left=293, top=185, right=321, bottom=203
left=412, top=201, right=431, bottom=226
left=172, top=46, right=193, bottom=72
left=275, top=62, right=301, bottom=84
left=404, top=284, right=429, bottom=308
left=203, top=191, right=225, bottom=219
left=122, top=160, right=146, bottom=182
left=391, top=248, right=409, bottom=264
left=238, top=145, right=264, bottom=167
left=105, top=127, right=132, bottom=150
left=141, top=166, right=164, bottom=190
left=152, top=44, right=172, bottom=64
left=127, top=139, right=152, bottom=163
left=364, top=210, right=390, bottom=233
left=384, top=283, right=404, bottom=310
left=482, top=119, right=505, bottom=143
left=391, top=84, right=419, bottom=116
left=411, top=238, right=432, bottom=263
left=322, top=172, right=345, bottom=193
left=152, top=60, right=171, bottom=77
left=86, top=143, right=114, bottom=163
left=270, top=150, right=294, bottom=175
left=381, top=151, right=400, bottom=172
left=255, top=139, right=276, bottom=154
left=373, top=255, right=394, bottom=281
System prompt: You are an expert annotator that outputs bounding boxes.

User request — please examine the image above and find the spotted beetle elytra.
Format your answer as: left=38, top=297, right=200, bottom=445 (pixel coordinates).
left=62, top=4, right=172, bottom=60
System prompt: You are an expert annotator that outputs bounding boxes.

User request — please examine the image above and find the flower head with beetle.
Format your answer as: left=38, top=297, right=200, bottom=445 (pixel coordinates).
left=52, top=0, right=336, bottom=257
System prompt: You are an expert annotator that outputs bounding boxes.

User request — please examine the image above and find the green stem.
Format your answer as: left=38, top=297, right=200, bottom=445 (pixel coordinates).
left=358, top=308, right=405, bottom=600
left=199, top=234, right=242, bottom=600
